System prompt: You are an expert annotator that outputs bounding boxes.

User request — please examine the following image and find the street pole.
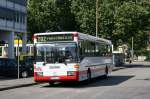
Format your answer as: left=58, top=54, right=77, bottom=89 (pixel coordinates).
left=131, top=37, right=134, bottom=62
left=17, top=36, right=20, bottom=79
left=96, top=0, right=98, bottom=37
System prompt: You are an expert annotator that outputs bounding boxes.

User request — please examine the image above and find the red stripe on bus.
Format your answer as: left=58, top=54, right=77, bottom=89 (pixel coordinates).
left=34, top=67, right=111, bottom=82
left=34, top=71, right=79, bottom=82
left=91, top=67, right=106, bottom=73
left=73, top=32, right=78, bottom=37
left=78, top=67, right=106, bottom=77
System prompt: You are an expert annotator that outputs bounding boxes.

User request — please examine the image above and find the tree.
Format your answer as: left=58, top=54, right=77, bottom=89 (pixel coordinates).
left=28, top=0, right=150, bottom=50
left=27, top=0, right=77, bottom=41
left=55, top=0, right=77, bottom=31
left=114, top=1, right=150, bottom=50
left=71, top=0, right=96, bottom=36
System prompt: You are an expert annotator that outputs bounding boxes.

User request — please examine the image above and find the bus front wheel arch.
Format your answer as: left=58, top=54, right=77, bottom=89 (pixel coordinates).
left=103, top=66, right=109, bottom=79
left=87, top=69, right=91, bottom=83
left=49, top=82, right=55, bottom=86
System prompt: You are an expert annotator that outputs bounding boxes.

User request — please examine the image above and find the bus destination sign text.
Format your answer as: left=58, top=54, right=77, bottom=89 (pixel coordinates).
left=37, top=34, right=73, bottom=42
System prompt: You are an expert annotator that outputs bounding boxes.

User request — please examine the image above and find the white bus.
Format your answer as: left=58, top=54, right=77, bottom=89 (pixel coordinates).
left=33, top=32, right=114, bottom=84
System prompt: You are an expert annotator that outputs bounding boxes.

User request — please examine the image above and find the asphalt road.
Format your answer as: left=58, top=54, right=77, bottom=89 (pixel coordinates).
left=0, top=65, right=150, bottom=99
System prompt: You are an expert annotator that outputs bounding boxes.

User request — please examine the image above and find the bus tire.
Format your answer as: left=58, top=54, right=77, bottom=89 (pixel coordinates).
left=49, top=82, right=54, bottom=86
left=21, top=71, right=28, bottom=78
left=87, top=69, right=91, bottom=83
left=103, top=66, right=108, bottom=79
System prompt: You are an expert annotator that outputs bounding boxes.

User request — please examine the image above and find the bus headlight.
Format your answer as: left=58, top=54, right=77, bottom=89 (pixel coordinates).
left=67, top=71, right=75, bottom=76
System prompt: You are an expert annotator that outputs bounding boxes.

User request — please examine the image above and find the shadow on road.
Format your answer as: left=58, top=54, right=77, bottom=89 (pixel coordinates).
left=0, top=76, right=16, bottom=81
left=122, top=64, right=150, bottom=68
left=42, top=75, right=134, bottom=88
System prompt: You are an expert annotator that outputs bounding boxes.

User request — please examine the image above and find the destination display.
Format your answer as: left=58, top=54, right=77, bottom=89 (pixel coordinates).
left=37, top=34, right=74, bottom=42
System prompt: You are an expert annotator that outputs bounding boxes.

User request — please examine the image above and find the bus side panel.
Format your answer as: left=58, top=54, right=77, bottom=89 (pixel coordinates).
left=78, top=56, right=113, bottom=81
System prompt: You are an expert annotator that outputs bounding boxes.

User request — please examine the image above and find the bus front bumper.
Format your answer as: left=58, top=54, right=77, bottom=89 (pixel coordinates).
left=34, top=72, right=79, bottom=82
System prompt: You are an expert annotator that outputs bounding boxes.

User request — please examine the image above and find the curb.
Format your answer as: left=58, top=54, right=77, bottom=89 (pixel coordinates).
left=0, top=82, right=39, bottom=91
left=112, top=67, right=126, bottom=71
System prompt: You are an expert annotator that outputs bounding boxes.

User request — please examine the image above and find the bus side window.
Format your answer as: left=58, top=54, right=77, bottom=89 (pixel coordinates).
left=79, top=42, right=84, bottom=60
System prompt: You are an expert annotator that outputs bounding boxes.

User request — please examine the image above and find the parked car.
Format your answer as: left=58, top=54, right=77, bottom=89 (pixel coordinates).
left=0, top=58, right=34, bottom=78
left=20, top=56, right=34, bottom=77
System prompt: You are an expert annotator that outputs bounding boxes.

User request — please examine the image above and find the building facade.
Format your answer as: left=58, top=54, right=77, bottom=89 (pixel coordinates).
left=0, top=0, right=27, bottom=59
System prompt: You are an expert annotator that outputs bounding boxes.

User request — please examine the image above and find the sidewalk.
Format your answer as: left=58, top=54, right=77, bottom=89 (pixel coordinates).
left=113, top=66, right=126, bottom=71
left=124, top=61, right=150, bottom=67
left=131, top=61, right=150, bottom=65
left=0, top=77, right=37, bottom=91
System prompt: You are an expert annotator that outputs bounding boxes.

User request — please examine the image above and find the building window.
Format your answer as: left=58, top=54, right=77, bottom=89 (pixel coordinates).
left=7, top=0, right=27, bottom=6
left=15, top=12, right=19, bottom=23
left=0, top=7, right=15, bottom=21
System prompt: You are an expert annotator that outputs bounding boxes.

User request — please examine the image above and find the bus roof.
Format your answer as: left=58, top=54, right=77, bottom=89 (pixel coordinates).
left=34, top=32, right=112, bottom=45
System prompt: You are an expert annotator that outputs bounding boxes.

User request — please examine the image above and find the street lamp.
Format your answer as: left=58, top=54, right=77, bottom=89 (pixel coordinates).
left=96, top=0, right=99, bottom=37
left=16, top=34, right=21, bottom=79
left=131, top=37, right=134, bottom=62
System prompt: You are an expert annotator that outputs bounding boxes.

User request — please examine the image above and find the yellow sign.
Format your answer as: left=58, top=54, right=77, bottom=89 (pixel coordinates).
left=14, top=40, right=22, bottom=45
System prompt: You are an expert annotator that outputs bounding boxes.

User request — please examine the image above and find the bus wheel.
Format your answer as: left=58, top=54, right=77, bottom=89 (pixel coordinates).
left=87, top=70, right=91, bottom=83
left=49, top=82, right=54, bottom=86
left=103, top=66, right=108, bottom=79
left=21, top=71, right=28, bottom=78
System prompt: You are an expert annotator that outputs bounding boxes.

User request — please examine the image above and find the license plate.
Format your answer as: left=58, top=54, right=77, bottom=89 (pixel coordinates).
left=51, top=77, right=59, bottom=80
left=49, top=66, right=60, bottom=69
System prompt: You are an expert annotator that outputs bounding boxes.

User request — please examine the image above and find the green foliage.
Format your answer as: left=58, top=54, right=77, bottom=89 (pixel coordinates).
left=27, top=0, right=150, bottom=51
left=71, top=0, right=96, bottom=36
left=27, top=0, right=77, bottom=40
left=135, top=50, right=150, bottom=61
left=114, top=1, right=150, bottom=49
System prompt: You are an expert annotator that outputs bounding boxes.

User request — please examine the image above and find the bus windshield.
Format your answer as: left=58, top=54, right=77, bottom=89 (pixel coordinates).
left=35, top=42, right=78, bottom=63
